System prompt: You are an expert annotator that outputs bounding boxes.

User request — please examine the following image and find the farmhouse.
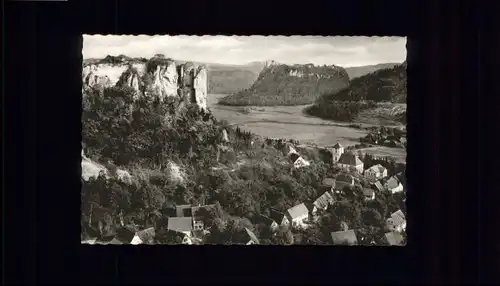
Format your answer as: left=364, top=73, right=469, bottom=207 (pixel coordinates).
left=386, top=210, right=406, bottom=232
left=337, top=152, right=364, bottom=173
left=364, top=164, right=388, bottom=180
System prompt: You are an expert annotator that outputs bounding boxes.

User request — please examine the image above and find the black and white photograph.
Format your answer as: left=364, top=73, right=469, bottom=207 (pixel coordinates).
left=81, top=35, right=407, bottom=246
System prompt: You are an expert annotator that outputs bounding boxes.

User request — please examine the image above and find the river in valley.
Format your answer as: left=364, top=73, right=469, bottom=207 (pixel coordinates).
left=207, top=94, right=407, bottom=163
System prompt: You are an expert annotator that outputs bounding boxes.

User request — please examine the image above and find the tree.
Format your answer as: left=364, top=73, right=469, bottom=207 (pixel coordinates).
left=361, top=208, right=383, bottom=227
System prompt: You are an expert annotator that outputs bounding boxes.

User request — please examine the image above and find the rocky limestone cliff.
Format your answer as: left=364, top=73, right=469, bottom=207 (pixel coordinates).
left=82, top=56, right=209, bottom=110
left=218, top=61, right=350, bottom=106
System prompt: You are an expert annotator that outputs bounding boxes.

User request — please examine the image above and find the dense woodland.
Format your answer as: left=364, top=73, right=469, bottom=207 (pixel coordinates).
left=81, top=85, right=405, bottom=245
left=218, top=64, right=350, bottom=106
left=305, top=63, right=407, bottom=122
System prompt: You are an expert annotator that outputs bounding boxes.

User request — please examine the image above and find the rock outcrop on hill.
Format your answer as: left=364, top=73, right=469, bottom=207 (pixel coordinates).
left=82, top=55, right=209, bottom=110
left=217, top=61, right=350, bottom=106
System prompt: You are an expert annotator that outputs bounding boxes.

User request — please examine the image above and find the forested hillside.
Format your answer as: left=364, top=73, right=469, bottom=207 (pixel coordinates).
left=304, top=63, right=407, bottom=124
left=81, top=86, right=404, bottom=244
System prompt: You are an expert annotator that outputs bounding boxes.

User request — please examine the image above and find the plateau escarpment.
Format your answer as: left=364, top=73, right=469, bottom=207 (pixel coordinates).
left=82, top=55, right=208, bottom=110
left=218, top=61, right=350, bottom=106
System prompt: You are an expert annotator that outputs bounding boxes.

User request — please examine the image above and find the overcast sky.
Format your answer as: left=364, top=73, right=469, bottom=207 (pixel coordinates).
left=83, top=35, right=406, bottom=67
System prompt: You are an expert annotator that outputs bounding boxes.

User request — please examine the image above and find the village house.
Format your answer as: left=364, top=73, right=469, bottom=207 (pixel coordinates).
left=289, top=153, right=310, bottom=169
left=386, top=210, right=407, bottom=232
left=362, top=188, right=376, bottom=201
left=337, top=152, right=364, bottom=173
left=385, top=176, right=404, bottom=194
left=168, top=217, right=194, bottom=236
left=331, top=142, right=345, bottom=162
left=175, top=204, right=193, bottom=217
left=287, top=144, right=298, bottom=155
left=259, top=214, right=279, bottom=232
left=331, top=229, right=359, bottom=245
left=321, top=177, right=336, bottom=193
left=269, top=208, right=290, bottom=227
left=191, top=204, right=217, bottom=231
left=364, top=164, right=388, bottom=180
left=334, top=173, right=355, bottom=192
left=286, top=203, right=310, bottom=228
left=313, top=191, right=336, bottom=213
left=130, top=227, right=156, bottom=245
left=384, top=231, right=405, bottom=246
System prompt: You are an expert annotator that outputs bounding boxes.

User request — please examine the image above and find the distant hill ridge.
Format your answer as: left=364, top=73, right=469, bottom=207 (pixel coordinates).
left=344, top=63, right=401, bottom=79
left=217, top=61, right=350, bottom=106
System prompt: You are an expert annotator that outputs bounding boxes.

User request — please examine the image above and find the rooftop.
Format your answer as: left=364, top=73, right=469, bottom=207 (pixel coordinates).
left=388, top=210, right=406, bottom=227
left=362, top=188, right=375, bottom=196
left=386, top=176, right=401, bottom=189
left=336, top=174, right=354, bottom=184
left=367, top=164, right=387, bottom=173
left=135, top=227, right=156, bottom=244
left=338, top=152, right=363, bottom=166
left=168, top=217, right=193, bottom=233
left=322, top=177, right=336, bottom=187
left=313, top=192, right=335, bottom=209
left=331, top=230, right=358, bottom=245
left=385, top=231, right=405, bottom=246
left=245, top=228, right=260, bottom=244
left=286, top=203, right=309, bottom=220
left=176, top=204, right=193, bottom=217
left=372, top=181, right=384, bottom=192
left=269, top=208, right=286, bottom=223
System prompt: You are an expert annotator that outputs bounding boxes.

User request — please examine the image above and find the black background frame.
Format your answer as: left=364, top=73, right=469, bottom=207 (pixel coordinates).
left=4, top=0, right=489, bottom=284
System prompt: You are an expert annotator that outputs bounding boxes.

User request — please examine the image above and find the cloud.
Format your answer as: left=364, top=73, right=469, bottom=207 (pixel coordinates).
left=83, top=35, right=406, bottom=67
